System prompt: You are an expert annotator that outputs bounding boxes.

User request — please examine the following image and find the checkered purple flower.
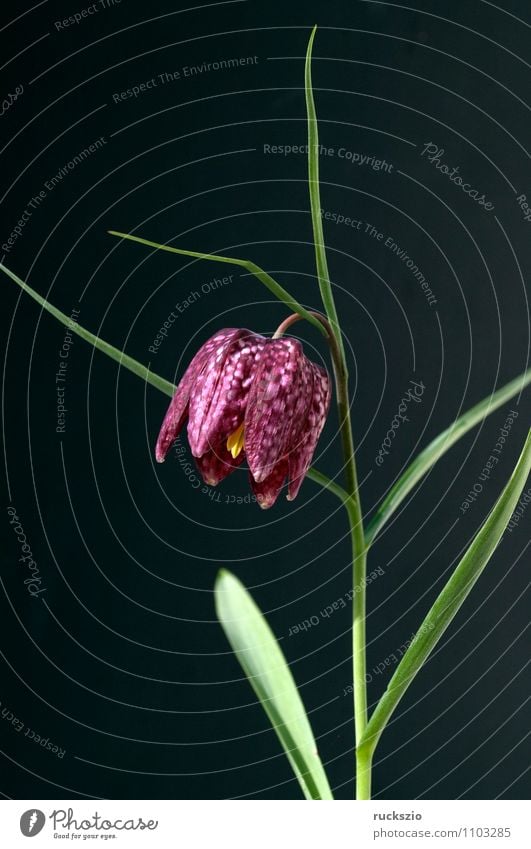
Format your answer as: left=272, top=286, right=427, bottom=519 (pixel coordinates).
left=156, top=328, right=331, bottom=508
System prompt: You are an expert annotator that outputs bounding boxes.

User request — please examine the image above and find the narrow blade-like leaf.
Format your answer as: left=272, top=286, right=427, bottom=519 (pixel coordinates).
left=305, top=26, right=346, bottom=363
left=366, top=371, right=531, bottom=545
left=108, top=230, right=327, bottom=337
left=0, top=262, right=176, bottom=397
left=215, top=569, right=333, bottom=800
left=306, top=467, right=351, bottom=506
left=359, top=430, right=531, bottom=756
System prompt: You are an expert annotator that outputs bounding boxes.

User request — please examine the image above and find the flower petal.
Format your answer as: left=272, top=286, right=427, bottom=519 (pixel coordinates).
left=155, top=329, right=242, bottom=463
left=245, top=338, right=314, bottom=483
left=194, top=440, right=245, bottom=486
left=287, top=363, right=331, bottom=501
left=188, top=329, right=266, bottom=458
left=249, top=459, right=289, bottom=509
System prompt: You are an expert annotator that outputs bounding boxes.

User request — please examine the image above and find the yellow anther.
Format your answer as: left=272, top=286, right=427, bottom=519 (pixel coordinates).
left=227, top=422, right=245, bottom=458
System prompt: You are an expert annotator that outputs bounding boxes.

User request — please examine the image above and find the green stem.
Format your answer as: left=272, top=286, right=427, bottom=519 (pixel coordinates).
left=355, top=742, right=373, bottom=801
left=337, top=380, right=368, bottom=777
left=305, top=26, right=368, bottom=797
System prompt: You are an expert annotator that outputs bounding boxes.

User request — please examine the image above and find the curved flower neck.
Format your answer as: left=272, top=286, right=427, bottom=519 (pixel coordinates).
left=273, top=311, right=345, bottom=383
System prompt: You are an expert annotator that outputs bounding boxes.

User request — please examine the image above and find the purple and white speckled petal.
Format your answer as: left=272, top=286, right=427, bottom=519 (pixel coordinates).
left=287, top=363, right=331, bottom=500
left=248, top=458, right=289, bottom=509
left=194, top=441, right=245, bottom=486
left=155, top=329, right=242, bottom=463
left=188, top=329, right=266, bottom=458
left=245, top=338, right=314, bottom=483
left=156, top=322, right=332, bottom=508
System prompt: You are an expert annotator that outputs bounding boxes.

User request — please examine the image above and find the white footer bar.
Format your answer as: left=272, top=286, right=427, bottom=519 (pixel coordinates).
left=1, top=799, right=527, bottom=848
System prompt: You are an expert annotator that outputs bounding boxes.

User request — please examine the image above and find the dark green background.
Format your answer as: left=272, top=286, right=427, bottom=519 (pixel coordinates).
left=1, top=0, right=530, bottom=799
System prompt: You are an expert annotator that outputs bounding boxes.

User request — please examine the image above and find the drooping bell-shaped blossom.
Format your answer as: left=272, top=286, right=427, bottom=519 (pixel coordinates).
left=156, top=328, right=331, bottom=508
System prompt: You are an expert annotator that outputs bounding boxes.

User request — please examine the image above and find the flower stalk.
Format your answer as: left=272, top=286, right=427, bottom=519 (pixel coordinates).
left=304, top=26, right=369, bottom=797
